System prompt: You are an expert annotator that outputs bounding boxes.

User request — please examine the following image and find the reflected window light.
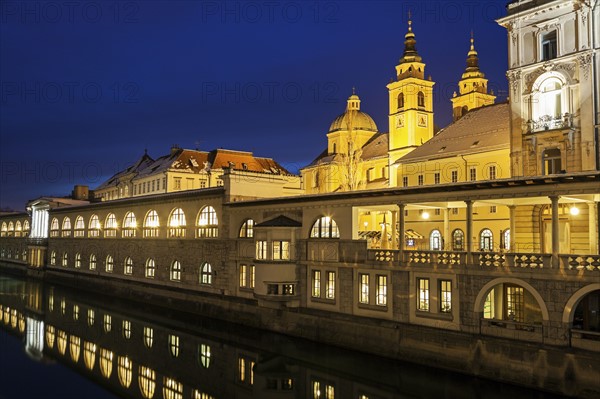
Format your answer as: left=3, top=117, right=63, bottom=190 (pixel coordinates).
left=123, top=320, right=132, bottom=339
left=138, top=366, right=156, bottom=399
left=17, top=313, right=25, bottom=333
left=118, top=356, right=133, bottom=388
left=70, top=335, right=81, bottom=363
left=57, top=330, right=67, bottom=355
left=0, top=305, right=3, bottom=322
left=199, top=344, right=211, bottom=368
left=168, top=334, right=180, bottom=357
left=45, top=325, right=55, bottom=348
left=99, top=348, right=114, bottom=378
left=312, top=380, right=335, bottom=399
left=193, top=390, right=215, bottom=399
left=143, top=327, right=154, bottom=348
left=163, top=377, right=183, bottom=399
left=3, top=307, right=9, bottom=324
left=83, top=341, right=96, bottom=370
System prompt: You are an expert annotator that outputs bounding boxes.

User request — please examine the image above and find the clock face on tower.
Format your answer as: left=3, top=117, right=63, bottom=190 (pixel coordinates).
left=396, top=114, right=405, bottom=128
left=417, top=113, right=428, bottom=127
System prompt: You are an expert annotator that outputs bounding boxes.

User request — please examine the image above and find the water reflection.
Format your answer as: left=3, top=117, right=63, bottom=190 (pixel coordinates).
left=0, top=274, right=566, bottom=399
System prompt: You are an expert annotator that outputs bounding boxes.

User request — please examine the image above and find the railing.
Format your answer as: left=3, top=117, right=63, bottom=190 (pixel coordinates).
left=480, top=318, right=544, bottom=343
left=510, top=253, right=551, bottom=268
left=563, top=254, right=600, bottom=271
left=524, top=113, right=572, bottom=133
left=369, top=249, right=399, bottom=262
left=476, top=251, right=506, bottom=267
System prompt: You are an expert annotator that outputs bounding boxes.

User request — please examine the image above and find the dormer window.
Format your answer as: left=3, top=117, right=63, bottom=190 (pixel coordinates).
left=541, top=31, right=557, bottom=61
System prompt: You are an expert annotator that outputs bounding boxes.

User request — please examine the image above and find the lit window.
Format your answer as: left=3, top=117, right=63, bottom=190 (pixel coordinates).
left=74, top=216, right=85, bottom=237
left=105, top=255, right=114, bottom=273
left=89, top=254, right=97, bottom=270
left=238, top=356, right=255, bottom=385
left=480, top=229, right=493, bottom=251
left=505, top=285, right=524, bottom=322
left=312, top=380, right=335, bottom=399
left=50, top=251, right=57, bottom=265
left=83, top=341, right=96, bottom=370
left=62, top=252, right=68, bottom=267
left=123, top=257, right=133, bottom=275
left=143, top=327, right=153, bottom=348
left=272, top=241, right=290, bottom=260
left=61, top=217, right=72, bottom=237
left=50, top=218, right=59, bottom=237
left=503, top=229, right=511, bottom=251
left=0, top=222, right=6, bottom=237
left=483, top=290, right=495, bottom=319
left=452, top=229, right=464, bottom=251
left=310, top=216, right=339, bottom=238
left=143, top=210, right=160, bottom=238
left=430, top=230, right=442, bottom=251
left=440, top=280, right=452, bottom=313
left=163, top=377, right=183, bottom=399
left=239, top=219, right=254, bottom=238
left=417, top=278, right=430, bottom=311
left=145, top=258, right=155, bottom=278
left=99, top=348, right=114, bottom=378
left=75, top=253, right=81, bottom=268
left=168, top=208, right=186, bottom=238
left=239, top=264, right=247, bottom=287
left=200, top=262, right=212, bottom=285
left=118, top=356, right=133, bottom=388
left=199, top=344, right=211, bottom=368
left=122, top=320, right=131, bottom=339
left=249, top=265, right=255, bottom=288
left=312, top=270, right=321, bottom=298
left=376, top=275, right=387, bottom=306
left=138, top=366, right=156, bottom=399
left=256, top=240, right=267, bottom=260
left=168, top=334, right=180, bottom=357
left=359, top=274, right=369, bottom=304
left=89, top=215, right=101, bottom=237
left=326, top=271, right=335, bottom=299
left=104, top=213, right=117, bottom=237
left=73, top=304, right=79, bottom=321
left=87, top=309, right=95, bottom=326
left=193, top=390, right=215, bottom=399
left=104, top=314, right=112, bottom=333
left=122, top=212, right=137, bottom=238
left=197, top=206, right=218, bottom=238
left=170, top=261, right=182, bottom=282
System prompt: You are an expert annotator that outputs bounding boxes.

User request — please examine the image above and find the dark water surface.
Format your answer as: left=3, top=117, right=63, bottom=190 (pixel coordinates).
left=0, top=273, right=569, bottom=399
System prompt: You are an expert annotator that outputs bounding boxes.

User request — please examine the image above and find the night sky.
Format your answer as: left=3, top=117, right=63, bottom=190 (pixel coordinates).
left=0, top=0, right=510, bottom=211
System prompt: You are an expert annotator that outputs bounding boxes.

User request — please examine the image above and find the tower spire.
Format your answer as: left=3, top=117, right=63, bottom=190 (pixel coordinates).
left=465, top=31, right=480, bottom=73
left=399, top=12, right=421, bottom=64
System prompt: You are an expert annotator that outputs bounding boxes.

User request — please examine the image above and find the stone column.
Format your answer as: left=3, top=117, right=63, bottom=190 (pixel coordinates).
left=465, top=200, right=473, bottom=263
left=398, top=203, right=406, bottom=262
left=391, top=210, right=398, bottom=250
left=509, top=205, right=516, bottom=252
left=588, top=202, right=598, bottom=254
left=550, top=196, right=560, bottom=268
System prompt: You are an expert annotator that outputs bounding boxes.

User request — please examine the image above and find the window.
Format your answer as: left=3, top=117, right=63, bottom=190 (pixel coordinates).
left=62, top=252, right=68, bottom=267
left=122, top=212, right=137, bottom=238
left=118, top=356, right=132, bottom=388
left=310, top=216, right=339, bottom=238
left=402, top=176, right=408, bottom=187
left=199, top=344, right=211, bottom=368
left=451, top=170, right=458, bottom=183
left=143, top=327, right=153, bottom=348
left=174, top=178, right=182, bottom=190
left=490, top=205, right=497, bottom=214
left=273, top=241, right=290, bottom=260
left=376, top=275, right=387, bottom=306
left=434, top=173, right=440, bottom=185
left=469, top=167, right=477, bottom=181
left=239, top=219, right=254, bottom=238
left=239, top=264, right=247, bottom=287
left=480, top=229, right=493, bottom=251
left=543, top=148, right=562, bottom=175
left=103, top=314, right=112, bottom=332
left=168, top=208, right=186, bottom=238
left=87, top=309, right=95, bottom=326
left=138, top=366, right=156, bottom=399
left=503, top=229, right=511, bottom=251
left=256, top=240, right=267, bottom=260
left=89, top=215, right=101, bottom=237
left=143, top=210, right=160, bottom=238
left=418, top=175, right=424, bottom=186
left=50, top=218, right=59, bottom=237
left=73, top=305, right=80, bottom=321
left=440, top=280, right=452, bottom=313
left=417, top=91, right=425, bottom=107
left=249, top=265, right=255, bottom=288
left=397, top=92, right=404, bottom=109
left=541, top=30, right=557, bottom=61
left=124, top=257, right=133, bottom=275
left=197, top=206, right=218, bottom=238
left=417, top=278, right=430, bottom=311
left=61, top=217, right=72, bottom=237
left=238, top=356, right=255, bottom=385
left=105, top=255, right=114, bottom=273
left=359, top=274, right=369, bottom=304
left=75, top=253, right=81, bottom=268
left=200, top=262, right=212, bottom=285
left=488, top=165, right=497, bottom=180
left=312, top=380, right=335, bottom=399
left=326, top=271, right=335, bottom=299
left=89, top=254, right=97, bottom=270
left=168, top=334, right=179, bottom=357
left=430, top=230, right=442, bottom=251
left=312, top=270, right=321, bottom=297
left=105, top=214, right=117, bottom=238
left=505, top=285, right=524, bottom=322
left=145, top=258, right=155, bottom=278
left=452, top=229, right=464, bottom=251
left=170, top=261, right=182, bottom=282
left=74, top=216, right=85, bottom=237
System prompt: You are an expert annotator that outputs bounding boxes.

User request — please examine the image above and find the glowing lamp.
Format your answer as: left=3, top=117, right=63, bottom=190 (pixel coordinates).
left=422, top=211, right=430, bottom=220
left=569, top=206, right=579, bottom=216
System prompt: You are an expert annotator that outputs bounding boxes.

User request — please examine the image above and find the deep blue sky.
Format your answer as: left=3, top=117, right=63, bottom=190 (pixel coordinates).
left=0, top=0, right=510, bottom=211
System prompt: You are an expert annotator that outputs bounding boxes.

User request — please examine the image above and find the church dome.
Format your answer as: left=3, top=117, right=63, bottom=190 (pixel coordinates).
left=328, top=93, right=378, bottom=133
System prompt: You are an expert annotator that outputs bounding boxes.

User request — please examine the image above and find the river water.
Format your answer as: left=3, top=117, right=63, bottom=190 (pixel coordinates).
left=0, top=273, right=568, bottom=399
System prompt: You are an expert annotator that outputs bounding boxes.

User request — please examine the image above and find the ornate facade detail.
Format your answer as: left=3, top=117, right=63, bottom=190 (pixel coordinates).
left=578, top=53, right=592, bottom=80
left=506, top=70, right=521, bottom=96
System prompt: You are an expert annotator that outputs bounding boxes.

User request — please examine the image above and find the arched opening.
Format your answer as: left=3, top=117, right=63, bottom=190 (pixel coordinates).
left=452, top=229, right=464, bottom=251
left=397, top=92, right=404, bottom=109
left=479, top=281, right=544, bottom=324
left=572, top=290, right=599, bottom=333
left=479, top=228, right=493, bottom=251
left=239, top=219, right=255, bottom=238
left=310, top=216, right=339, bottom=238
left=168, top=208, right=186, bottom=238
left=197, top=206, right=218, bottom=238
left=429, top=229, right=442, bottom=251
left=417, top=91, right=425, bottom=108
left=143, top=210, right=160, bottom=238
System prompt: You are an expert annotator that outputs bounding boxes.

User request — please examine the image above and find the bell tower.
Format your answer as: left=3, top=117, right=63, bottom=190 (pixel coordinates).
left=451, top=34, right=496, bottom=121
left=387, top=16, right=435, bottom=186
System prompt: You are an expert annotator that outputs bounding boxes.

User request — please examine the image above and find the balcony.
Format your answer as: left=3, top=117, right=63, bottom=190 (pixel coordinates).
left=524, top=113, right=572, bottom=133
